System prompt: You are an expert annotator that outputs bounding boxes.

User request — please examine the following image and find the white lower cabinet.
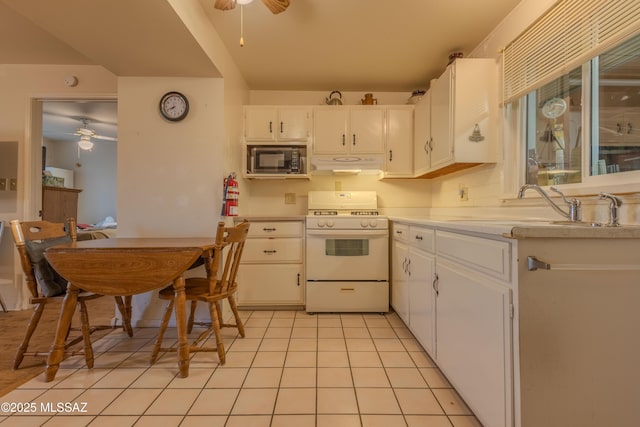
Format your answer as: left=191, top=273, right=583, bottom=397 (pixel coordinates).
left=407, top=246, right=436, bottom=356
left=237, top=220, right=304, bottom=307
left=238, top=264, right=303, bottom=305
left=391, top=236, right=409, bottom=323
left=436, top=258, right=512, bottom=427
left=391, top=221, right=513, bottom=427
left=391, top=223, right=436, bottom=357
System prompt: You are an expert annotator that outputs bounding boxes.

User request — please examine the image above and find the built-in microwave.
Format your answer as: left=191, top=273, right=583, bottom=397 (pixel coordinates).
left=246, top=145, right=307, bottom=175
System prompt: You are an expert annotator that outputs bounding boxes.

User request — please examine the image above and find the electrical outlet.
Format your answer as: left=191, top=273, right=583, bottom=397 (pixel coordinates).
left=0, top=178, right=6, bottom=191
left=9, top=178, right=17, bottom=191
left=284, top=192, right=296, bottom=204
left=459, top=185, right=469, bottom=201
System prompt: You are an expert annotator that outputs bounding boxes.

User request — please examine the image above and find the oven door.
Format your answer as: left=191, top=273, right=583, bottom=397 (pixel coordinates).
left=306, top=229, right=389, bottom=281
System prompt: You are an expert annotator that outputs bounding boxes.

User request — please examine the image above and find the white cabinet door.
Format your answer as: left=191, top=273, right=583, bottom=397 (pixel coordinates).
left=238, top=264, right=304, bottom=305
left=245, top=107, right=277, bottom=140
left=408, top=248, right=436, bottom=357
left=277, top=107, right=310, bottom=140
left=313, top=108, right=349, bottom=154
left=430, top=67, right=453, bottom=171
left=245, top=107, right=310, bottom=141
left=436, top=259, right=511, bottom=427
left=413, top=91, right=432, bottom=176
left=391, top=239, right=410, bottom=324
left=314, top=107, right=385, bottom=155
left=350, top=108, right=385, bottom=154
left=385, top=107, right=414, bottom=177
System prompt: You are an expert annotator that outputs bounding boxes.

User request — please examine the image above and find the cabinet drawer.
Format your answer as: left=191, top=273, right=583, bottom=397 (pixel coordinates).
left=408, top=225, right=435, bottom=253
left=247, top=221, right=303, bottom=238
left=392, top=223, right=410, bottom=242
left=242, top=238, right=302, bottom=262
left=436, top=231, right=511, bottom=281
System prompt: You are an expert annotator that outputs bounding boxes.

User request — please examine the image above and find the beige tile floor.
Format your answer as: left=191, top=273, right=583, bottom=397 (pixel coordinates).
left=0, top=310, right=482, bottom=426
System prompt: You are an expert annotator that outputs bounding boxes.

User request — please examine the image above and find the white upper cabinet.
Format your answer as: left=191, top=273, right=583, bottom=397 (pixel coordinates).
left=384, top=107, right=414, bottom=177
left=313, top=106, right=385, bottom=154
left=415, top=58, right=498, bottom=178
left=413, top=91, right=432, bottom=177
left=244, top=106, right=310, bottom=141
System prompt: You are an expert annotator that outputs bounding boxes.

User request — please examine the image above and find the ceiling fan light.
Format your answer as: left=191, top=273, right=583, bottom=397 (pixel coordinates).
left=78, top=135, right=94, bottom=151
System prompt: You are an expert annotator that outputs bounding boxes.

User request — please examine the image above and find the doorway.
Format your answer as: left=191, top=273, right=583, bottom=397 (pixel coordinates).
left=39, top=99, right=118, bottom=226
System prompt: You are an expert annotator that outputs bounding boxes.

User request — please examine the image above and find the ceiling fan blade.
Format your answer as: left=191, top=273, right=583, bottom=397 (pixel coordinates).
left=214, top=0, right=236, bottom=11
left=93, top=135, right=117, bottom=141
left=261, top=0, right=289, bottom=14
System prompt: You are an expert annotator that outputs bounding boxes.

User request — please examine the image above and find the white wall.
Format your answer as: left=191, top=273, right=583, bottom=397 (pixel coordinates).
left=0, top=64, right=117, bottom=310
left=117, top=77, right=225, bottom=238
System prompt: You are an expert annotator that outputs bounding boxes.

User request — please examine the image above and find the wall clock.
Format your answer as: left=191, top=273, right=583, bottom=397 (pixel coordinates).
left=159, top=91, right=189, bottom=122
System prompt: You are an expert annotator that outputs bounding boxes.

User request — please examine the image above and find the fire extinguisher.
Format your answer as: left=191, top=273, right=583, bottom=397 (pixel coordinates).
left=222, top=172, right=239, bottom=216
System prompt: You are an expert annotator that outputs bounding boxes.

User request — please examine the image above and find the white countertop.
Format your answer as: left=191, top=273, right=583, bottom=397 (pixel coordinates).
left=388, top=216, right=640, bottom=239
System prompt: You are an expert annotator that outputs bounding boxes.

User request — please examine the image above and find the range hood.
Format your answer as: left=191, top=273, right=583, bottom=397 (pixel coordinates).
left=310, top=154, right=385, bottom=174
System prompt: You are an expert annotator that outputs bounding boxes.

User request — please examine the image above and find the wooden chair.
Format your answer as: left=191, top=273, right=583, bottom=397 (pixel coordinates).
left=9, top=218, right=133, bottom=370
left=0, top=221, right=9, bottom=312
left=151, top=220, right=250, bottom=365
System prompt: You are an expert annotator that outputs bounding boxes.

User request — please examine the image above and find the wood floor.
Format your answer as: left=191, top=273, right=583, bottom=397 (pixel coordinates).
left=0, top=296, right=119, bottom=397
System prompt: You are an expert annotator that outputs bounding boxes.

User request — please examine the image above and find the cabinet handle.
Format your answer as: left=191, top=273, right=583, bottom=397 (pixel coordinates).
left=297, top=273, right=300, bottom=286
left=432, top=273, right=439, bottom=296
left=423, top=139, right=429, bottom=154
left=428, top=137, right=433, bottom=152
left=628, top=122, right=633, bottom=135
left=352, top=134, right=356, bottom=146
left=263, top=227, right=276, bottom=232
left=263, top=249, right=277, bottom=254
left=280, top=121, right=284, bottom=134
left=389, top=150, right=393, bottom=161
left=395, top=230, right=403, bottom=235
left=406, top=258, right=411, bottom=277
left=269, top=121, right=273, bottom=134
left=342, top=134, right=346, bottom=146
left=415, top=235, right=423, bottom=241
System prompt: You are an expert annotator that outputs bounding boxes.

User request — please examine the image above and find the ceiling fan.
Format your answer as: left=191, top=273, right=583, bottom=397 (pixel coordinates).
left=74, top=119, right=117, bottom=151
left=214, top=0, right=290, bottom=14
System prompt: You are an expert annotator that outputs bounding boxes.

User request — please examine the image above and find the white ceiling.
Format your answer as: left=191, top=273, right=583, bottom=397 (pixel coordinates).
left=2, top=0, right=523, bottom=142
left=200, top=0, right=522, bottom=91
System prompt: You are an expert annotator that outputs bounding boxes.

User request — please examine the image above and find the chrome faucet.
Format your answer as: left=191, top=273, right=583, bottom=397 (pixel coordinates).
left=517, top=184, right=582, bottom=222
left=599, top=193, right=622, bottom=227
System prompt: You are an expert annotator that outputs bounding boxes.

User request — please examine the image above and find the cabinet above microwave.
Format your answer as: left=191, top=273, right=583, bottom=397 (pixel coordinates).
left=244, top=144, right=309, bottom=179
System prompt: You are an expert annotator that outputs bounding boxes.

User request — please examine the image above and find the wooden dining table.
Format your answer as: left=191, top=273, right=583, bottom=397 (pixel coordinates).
left=43, top=237, right=217, bottom=382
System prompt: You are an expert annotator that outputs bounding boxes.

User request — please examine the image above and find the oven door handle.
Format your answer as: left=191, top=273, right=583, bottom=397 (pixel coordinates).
left=306, top=229, right=389, bottom=238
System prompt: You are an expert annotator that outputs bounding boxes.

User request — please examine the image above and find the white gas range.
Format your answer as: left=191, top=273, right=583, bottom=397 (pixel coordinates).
left=305, top=191, right=389, bottom=313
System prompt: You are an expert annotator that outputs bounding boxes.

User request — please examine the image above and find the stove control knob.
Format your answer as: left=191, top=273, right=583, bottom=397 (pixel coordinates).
left=369, top=220, right=378, bottom=228
left=361, top=220, right=369, bottom=227
left=326, top=219, right=335, bottom=227
left=318, top=219, right=326, bottom=227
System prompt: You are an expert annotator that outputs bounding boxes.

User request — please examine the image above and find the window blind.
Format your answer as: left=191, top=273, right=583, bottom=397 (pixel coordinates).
left=503, top=0, right=640, bottom=103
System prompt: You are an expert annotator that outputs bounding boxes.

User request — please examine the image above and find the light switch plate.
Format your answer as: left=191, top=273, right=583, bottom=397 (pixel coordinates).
left=284, top=193, right=296, bottom=204
left=0, top=178, right=6, bottom=191
left=9, top=178, right=17, bottom=191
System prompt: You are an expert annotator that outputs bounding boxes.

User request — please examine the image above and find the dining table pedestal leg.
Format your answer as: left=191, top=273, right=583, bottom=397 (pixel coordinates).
left=173, top=275, right=190, bottom=377
left=45, top=286, right=79, bottom=382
